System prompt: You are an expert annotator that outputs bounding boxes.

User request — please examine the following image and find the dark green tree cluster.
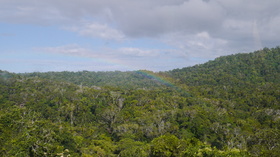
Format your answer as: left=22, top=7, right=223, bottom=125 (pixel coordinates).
left=0, top=47, right=279, bottom=156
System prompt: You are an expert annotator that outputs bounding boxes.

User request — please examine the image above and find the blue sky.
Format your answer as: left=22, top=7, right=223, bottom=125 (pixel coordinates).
left=1, top=0, right=280, bottom=73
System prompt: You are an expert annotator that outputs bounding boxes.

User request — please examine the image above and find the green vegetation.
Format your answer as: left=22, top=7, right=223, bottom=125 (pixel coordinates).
left=1, top=47, right=280, bottom=156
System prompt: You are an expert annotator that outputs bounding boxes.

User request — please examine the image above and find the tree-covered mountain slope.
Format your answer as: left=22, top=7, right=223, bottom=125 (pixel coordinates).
left=166, top=47, right=280, bottom=109
left=0, top=47, right=279, bottom=156
left=167, top=47, right=280, bottom=85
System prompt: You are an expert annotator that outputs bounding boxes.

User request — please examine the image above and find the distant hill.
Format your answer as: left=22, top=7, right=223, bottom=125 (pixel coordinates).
left=19, top=47, right=280, bottom=89
left=166, top=47, right=280, bottom=108
left=20, top=70, right=171, bottom=89
left=167, top=47, right=280, bottom=86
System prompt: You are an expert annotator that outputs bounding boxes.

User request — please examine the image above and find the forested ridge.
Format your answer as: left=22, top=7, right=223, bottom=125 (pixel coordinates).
left=1, top=47, right=280, bottom=156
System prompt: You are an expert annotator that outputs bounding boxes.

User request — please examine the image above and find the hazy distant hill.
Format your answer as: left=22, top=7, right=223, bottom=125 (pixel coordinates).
left=21, top=70, right=171, bottom=89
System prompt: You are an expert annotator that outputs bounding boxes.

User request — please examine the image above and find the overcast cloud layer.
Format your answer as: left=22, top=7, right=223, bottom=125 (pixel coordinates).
left=1, top=0, right=280, bottom=72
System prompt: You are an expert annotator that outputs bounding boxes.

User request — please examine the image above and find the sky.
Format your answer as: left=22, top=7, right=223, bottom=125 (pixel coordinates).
left=1, top=0, right=280, bottom=73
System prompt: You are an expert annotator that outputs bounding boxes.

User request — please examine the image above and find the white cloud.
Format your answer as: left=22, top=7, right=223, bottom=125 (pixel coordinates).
left=0, top=1, right=69, bottom=24
left=161, top=31, right=228, bottom=60
left=37, top=44, right=94, bottom=57
left=35, top=44, right=191, bottom=71
left=118, top=47, right=160, bottom=57
left=37, top=44, right=162, bottom=59
left=67, top=23, right=125, bottom=41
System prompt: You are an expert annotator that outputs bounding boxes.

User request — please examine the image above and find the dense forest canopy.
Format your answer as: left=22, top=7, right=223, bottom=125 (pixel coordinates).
left=1, top=47, right=280, bottom=156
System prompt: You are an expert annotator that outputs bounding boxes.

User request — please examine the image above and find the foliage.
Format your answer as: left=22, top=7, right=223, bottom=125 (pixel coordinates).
left=1, top=47, right=280, bottom=156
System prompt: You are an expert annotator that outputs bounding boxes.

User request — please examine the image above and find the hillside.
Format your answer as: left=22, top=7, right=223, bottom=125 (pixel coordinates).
left=0, top=47, right=280, bottom=156
left=21, top=70, right=173, bottom=90
left=168, top=47, right=280, bottom=85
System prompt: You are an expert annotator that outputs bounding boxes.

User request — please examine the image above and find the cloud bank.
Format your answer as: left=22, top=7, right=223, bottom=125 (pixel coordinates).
left=1, top=0, right=280, bottom=71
